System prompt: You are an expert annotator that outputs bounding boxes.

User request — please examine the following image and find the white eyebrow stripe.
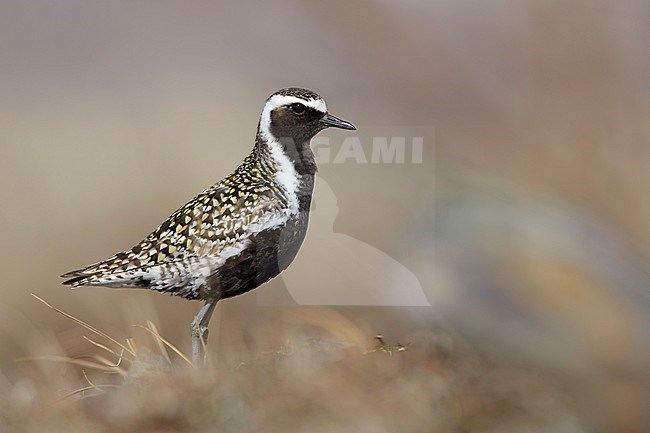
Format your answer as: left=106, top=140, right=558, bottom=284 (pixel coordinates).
left=259, top=94, right=327, bottom=138
left=265, top=94, right=327, bottom=115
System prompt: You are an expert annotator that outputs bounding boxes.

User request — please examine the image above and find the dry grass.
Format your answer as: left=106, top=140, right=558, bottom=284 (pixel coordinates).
left=0, top=297, right=584, bottom=433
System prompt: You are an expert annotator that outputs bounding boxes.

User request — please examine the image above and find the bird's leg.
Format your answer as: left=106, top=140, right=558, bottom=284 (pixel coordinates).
left=190, top=301, right=216, bottom=366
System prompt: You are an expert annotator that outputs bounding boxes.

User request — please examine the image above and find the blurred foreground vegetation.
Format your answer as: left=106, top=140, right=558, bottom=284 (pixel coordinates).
left=0, top=298, right=583, bottom=433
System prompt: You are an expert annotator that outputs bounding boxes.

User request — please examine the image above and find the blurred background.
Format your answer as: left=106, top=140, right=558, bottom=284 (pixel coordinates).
left=1, top=1, right=650, bottom=431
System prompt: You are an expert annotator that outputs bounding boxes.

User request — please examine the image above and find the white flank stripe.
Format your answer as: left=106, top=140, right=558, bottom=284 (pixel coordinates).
left=259, top=94, right=314, bottom=219
left=264, top=137, right=300, bottom=216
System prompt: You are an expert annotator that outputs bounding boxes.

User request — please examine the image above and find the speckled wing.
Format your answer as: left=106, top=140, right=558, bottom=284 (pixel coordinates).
left=61, top=171, right=289, bottom=298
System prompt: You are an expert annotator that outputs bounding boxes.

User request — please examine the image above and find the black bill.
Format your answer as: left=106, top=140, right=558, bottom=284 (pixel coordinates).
left=320, top=113, right=356, bottom=130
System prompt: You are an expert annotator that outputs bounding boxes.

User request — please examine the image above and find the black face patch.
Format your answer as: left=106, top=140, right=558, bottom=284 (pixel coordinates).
left=269, top=105, right=325, bottom=144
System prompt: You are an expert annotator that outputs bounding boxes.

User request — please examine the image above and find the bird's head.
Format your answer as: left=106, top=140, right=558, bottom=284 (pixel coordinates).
left=259, top=88, right=356, bottom=144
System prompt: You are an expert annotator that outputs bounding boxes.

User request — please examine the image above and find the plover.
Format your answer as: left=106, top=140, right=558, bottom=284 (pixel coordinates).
left=61, top=88, right=356, bottom=364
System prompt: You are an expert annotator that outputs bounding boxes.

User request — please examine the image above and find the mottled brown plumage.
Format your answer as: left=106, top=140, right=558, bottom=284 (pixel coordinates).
left=62, top=141, right=286, bottom=299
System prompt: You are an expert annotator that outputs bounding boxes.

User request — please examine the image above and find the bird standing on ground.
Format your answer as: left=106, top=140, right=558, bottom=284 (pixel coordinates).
left=61, top=88, right=356, bottom=364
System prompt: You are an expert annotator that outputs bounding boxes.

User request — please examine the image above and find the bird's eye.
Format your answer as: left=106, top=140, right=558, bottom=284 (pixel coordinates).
left=289, top=103, right=306, bottom=115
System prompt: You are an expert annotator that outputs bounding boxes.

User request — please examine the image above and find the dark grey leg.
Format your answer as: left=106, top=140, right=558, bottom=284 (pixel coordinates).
left=190, top=302, right=216, bottom=366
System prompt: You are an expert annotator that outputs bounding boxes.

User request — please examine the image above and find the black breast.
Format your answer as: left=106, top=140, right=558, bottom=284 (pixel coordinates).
left=200, top=174, right=315, bottom=301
